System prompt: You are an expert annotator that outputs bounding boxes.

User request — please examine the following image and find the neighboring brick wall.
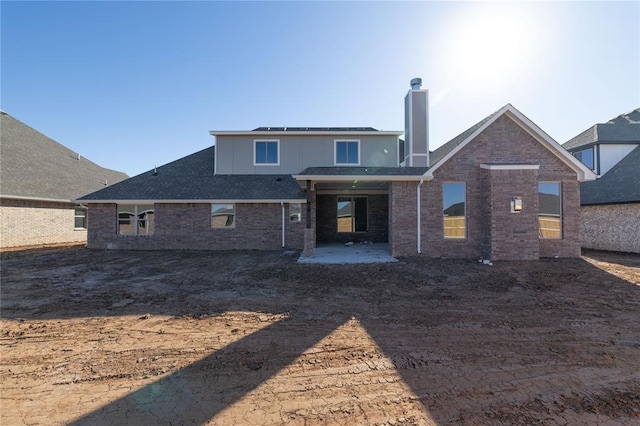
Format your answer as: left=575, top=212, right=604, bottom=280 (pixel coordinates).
left=316, top=194, right=388, bottom=243
left=1, top=199, right=86, bottom=249
left=422, top=115, right=582, bottom=259
left=389, top=181, right=418, bottom=257
left=87, top=202, right=305, bottom=251
left=580, top=203, right=640, bottom=253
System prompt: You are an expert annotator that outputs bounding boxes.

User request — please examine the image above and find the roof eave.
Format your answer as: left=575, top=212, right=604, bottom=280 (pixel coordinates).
left=210, top=130, right=404, bottom=137
left=293, top=175, right=428, bottom=182
left=77, top=198, right=308, bottom=204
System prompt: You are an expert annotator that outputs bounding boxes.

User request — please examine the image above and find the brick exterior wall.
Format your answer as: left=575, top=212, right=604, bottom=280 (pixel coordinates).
left=1, top=199, right=86, bottom=249
left=389, top=181, right=418, bottom=257
left=580, top=203, right=640, bottom=253
left=316, top=194, right=388, bottom=243
left=87, top=202, right=305, bottom=251
left=389, top=115, right=582, bottom=260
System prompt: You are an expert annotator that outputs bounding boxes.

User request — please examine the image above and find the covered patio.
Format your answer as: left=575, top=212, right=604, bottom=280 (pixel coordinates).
left=297, top=243, right=397, bottom=264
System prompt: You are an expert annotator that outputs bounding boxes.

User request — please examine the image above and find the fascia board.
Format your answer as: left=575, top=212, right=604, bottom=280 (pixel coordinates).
left=292, top=175, right=427, bottom=182
left=78, top=199, right=308, bottom=204
left=210, top=130, right=404, bottom=137
left=1, top=194, right=73, bottom=203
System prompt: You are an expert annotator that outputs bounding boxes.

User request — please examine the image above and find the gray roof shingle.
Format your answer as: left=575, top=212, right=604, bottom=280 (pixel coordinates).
left=580, top=145, right=640, bottom=205
left=79, top=146, right=305, bottom=201
left=0, top=111, right=128, bottom=201
left=429, top=107, right=503, bottom=165
left=563, top=108, right=640, bottom=151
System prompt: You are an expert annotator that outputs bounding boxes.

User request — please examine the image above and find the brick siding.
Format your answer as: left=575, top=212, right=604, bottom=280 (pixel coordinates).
left=580, top=203, right=640, bottom=253
left=0, top=199, right=86, bottom=249
left=87, top=202, right=305, bottom=250
left=389, top=115, right=582, bottom=260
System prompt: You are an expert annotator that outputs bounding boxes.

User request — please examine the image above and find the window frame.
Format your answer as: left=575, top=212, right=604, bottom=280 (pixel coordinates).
left=289, top=203, right=302, bottom=223
left=117, top=204, right=155, bottom=236
left=74, top=206, right=87, bottom=229
left=574, top=147, right=595, bottom=171
left=211, top=203, right=236, bottom=229
left=336, top=196, right=368, bottom=233
left=334, top=139, right=360, bottom=165
left=538, top=182, right=562, bottom=240
left=442, top=182, right=466, bottom=239
left=254, top=139, right=280, bottom=166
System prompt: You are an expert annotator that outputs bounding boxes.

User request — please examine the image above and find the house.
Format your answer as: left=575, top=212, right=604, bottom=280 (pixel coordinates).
left=563, top=108, right=640, bottom=253
left=0, top=111, right=128, bottom=250
left=79, top=80, right=596, bottom=260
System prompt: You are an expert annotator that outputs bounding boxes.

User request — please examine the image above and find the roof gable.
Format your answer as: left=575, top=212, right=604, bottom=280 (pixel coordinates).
left=426, top=104, right=596, bottom=182
left=0, top=112, right=128, bottom=202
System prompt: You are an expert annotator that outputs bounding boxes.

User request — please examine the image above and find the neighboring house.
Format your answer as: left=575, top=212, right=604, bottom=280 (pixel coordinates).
left=0, top=111, right=128, bottom=249
left=563, top=109, right=640, bottom=253
left=79, top=80, right=596, bottom=260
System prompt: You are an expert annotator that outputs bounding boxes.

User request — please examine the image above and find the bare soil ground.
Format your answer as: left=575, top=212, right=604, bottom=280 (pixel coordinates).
left=1, top=247, right=639, bottom=425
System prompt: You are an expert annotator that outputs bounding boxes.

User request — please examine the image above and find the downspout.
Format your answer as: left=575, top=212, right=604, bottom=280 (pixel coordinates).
left=281, top=202, right=286, bottom=248
left=417, top=177, right=424, bottom=254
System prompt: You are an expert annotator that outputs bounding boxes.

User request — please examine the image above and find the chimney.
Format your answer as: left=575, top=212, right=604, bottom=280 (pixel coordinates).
left=404, top=78, right=429, bottom=167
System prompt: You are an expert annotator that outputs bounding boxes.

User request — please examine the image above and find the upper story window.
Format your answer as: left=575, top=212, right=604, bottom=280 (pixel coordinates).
left=574, top=147, right=595, bottom=171
left=443, top=183, right=466, bottom=239
left=335, top=140, right=360, bottom=165
left=254, top=140, right=279, bottom=165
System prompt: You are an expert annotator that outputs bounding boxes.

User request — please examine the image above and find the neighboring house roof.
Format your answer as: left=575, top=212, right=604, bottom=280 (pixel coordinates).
left=78, top=146, right=305, bottom=203
left=580, top=145, right=640, bottom=205
left=426, top=104, right=596, bottom=182
left=563, top=107, right=640, bottom=151
left=0, top=111, right=128, bottom=202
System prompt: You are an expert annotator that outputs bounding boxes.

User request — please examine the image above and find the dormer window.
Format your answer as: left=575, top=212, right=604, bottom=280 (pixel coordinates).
left=574, top=147, right=595, bottom=170
left=254, top=140, right=279, bottom=165
left=335, top=140, right=360, bottom=165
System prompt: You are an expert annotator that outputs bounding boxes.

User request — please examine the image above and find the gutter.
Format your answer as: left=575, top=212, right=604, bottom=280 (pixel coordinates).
left=417, top=177, right=424, bottom=254
left=76, top=199, right=308, bottom=204
left=1, top=194, right=74, bottom=203
left=281, top=202, right=286, bottom=248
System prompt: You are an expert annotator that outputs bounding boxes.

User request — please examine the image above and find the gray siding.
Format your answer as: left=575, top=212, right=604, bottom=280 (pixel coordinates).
left=215, top=135, right=399, bottom=174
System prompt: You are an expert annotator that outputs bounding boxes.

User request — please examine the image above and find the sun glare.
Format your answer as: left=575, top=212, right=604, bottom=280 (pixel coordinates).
left=444, top=6, right=538, bottom=89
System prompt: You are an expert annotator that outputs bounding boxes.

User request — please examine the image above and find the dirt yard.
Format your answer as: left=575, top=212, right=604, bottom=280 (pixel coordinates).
left=1, top=247, right=639, bottom=425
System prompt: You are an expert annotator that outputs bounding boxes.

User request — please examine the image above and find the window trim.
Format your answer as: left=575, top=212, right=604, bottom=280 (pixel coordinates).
left=211, top=203, right=236, bottom=229
left=442, top=182, right=466, bottom=240
left=117, top=204, right=155, bottom=236
left=538, top=182, right=562, bottom=240
left=289, top=203, right=302, bottom=223
left=334, top=139, right=360, bottom=165
left=253, top=139, right=280, bottom=166
left=74, top=206, right=87, bottom=230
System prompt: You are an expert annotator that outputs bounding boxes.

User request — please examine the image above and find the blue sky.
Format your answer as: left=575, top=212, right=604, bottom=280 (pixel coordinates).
left=2, top=1, right=639, bottom=177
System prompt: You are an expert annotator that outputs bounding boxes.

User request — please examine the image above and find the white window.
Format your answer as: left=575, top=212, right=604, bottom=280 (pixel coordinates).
left=335, top=140, right=360, bottom=165
left=212, top=204, right=235, bottom=228
left=254, top=140, right=279, bottom=165
left=538, top=183, right=562, bottom=239
left=289, top=203, right=302, bottom=222
left=443, top=183, right=466, bottom=239
left=74, top=207, right=87, bottom=229
left=117, top=204, right=154, bottom=235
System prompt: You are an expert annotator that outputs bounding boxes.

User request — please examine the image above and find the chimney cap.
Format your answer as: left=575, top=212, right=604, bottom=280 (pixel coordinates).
left=410, top=78, right=422, bottom=90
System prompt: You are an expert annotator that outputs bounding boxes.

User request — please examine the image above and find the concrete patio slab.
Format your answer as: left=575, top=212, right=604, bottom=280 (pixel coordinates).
left=297, top=243, right=397, bottom=264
